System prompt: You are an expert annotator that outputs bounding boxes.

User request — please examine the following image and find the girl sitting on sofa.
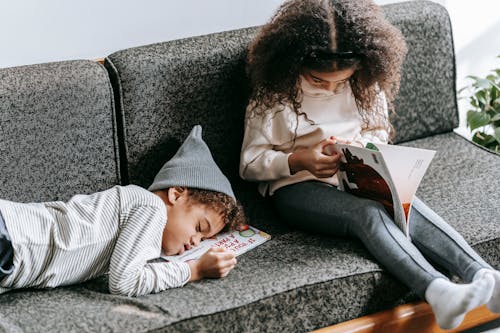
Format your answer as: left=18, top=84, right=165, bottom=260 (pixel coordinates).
left=239, top=0, right=500, bottom=329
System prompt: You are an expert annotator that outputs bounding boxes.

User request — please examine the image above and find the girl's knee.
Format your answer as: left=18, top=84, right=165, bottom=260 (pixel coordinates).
left=358, top=199, right=387, bottom=220
left=350, top=200, right=391, bottom=235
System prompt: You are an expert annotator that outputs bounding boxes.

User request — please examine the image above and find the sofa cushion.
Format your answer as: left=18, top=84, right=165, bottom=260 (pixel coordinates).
left=104, top=28, right=253, bottom=194
left=0, top=132, right=497, bottom=332
left=405, top=133, right=500, bottom=258
left=388, top=1, right=459, bottom=143
left=0, top=60, right=120, bottom=202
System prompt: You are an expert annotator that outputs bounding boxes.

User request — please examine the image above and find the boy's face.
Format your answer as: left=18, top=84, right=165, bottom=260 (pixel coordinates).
left=157, top=188, right=225, bottom=256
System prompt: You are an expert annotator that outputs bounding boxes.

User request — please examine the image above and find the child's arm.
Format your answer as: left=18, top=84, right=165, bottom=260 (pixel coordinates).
left=241, top=104, right=345, bottom=180
left=109, top=206, right=192, bottom=297
left=240, top=119, right=293, bottom=181
left=109, top=206, right=238, bottom=296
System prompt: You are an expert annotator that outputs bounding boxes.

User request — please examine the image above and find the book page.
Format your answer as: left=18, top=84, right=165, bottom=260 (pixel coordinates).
left=331, top=143, right=407, bottom=235
left=372, top=144, right=435, bottom=208
left=160, top=225, right=271, bottom=263
left=332, top=143, right=409, bottom=236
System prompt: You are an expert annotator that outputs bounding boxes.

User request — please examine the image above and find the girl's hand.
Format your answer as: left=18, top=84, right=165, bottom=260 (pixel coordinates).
left=188, top=247, right=237, bottom=281
left=288, top=138, right=342, bottom=178
left=329, top=136, right=350, bottom=145
left=330, top=136, right=364, bottom=148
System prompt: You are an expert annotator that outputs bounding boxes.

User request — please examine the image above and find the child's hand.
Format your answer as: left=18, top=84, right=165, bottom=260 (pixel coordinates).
left=329, top=136, right=351, bottom=145
left=188, top=247, right=237, bottom=282
left=288, top=138, right=342, bottom=178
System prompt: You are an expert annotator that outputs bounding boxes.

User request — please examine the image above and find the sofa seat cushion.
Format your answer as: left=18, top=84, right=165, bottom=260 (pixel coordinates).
left=404, top=132, right=500, bottom=263
left=0, top=132, right=497, bottom=332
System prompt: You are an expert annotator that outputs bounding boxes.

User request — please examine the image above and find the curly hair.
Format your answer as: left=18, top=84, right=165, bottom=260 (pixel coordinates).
left=185, top=188, right=246, bottom=232
left=246, top=0, right=407, bottom=139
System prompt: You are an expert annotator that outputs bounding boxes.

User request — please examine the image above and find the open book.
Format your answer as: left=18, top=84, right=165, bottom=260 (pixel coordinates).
left=327, top=143, right=436, bottom=237
left=161, top=225, right=271, bottom=263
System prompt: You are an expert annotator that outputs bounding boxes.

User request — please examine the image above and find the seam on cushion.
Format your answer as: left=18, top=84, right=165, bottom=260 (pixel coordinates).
left=471, top=236, right=500, bottom=248
left=103, top=57, right=130, bottom=185
left=452, top=131, right=500, bottom=157
left=95, top=60, right=122, bottom=185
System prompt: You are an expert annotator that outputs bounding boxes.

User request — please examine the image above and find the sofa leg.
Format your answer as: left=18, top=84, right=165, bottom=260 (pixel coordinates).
left=311, top=301, right=500, bottom=333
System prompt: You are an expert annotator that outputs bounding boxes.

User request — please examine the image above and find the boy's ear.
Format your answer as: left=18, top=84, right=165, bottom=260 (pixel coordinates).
left=166, top=187, right=188, bottom=205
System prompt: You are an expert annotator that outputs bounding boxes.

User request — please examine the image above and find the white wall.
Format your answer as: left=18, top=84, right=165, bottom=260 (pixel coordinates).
left=447, top=1, right=500, bottom=131
left=1, top=0, right=499, bottom=130
left=0, top=0, right=282, bottom=69
left=378, top=1, right=500, bottom=132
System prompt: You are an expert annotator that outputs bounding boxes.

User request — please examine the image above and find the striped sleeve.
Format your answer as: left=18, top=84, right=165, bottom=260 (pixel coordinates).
left=108, top=205, right=191, bottom=296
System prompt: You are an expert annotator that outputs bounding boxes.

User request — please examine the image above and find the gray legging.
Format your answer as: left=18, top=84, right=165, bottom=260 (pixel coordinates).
left=272, top=181, right=492, bottom=298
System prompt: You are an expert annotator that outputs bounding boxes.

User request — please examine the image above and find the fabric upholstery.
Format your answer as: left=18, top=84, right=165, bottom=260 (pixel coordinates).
left=97, top=1, right=496, bottom=331
left=387, top=1, right=459, bottom=143
left=0, top=132, right=497, bottom=332
left=0, top=60, right=120, bottom=202
left=0, top=1, right=497, bottom=332
left=104, top=29, right=253, bottom=193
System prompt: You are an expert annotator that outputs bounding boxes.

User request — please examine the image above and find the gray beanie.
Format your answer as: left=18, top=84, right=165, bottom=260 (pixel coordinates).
left=148, top=125, right=235, bottom=200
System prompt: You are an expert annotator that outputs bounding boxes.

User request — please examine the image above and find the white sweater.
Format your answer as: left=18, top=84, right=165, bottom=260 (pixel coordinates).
left=240, top=79, right=389, bottom=196
left=0, top=185, right=190, bottom=296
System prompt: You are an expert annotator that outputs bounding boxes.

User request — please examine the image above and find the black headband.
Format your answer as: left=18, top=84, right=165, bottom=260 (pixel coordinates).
left=305, top=48, right=362, bottom=61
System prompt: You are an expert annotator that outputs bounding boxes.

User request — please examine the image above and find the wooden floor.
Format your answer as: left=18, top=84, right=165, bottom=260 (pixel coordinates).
left=311, top=302, right=500, bottom=333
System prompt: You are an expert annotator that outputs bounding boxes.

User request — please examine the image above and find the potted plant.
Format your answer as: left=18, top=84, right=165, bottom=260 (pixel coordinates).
left=459, top=55, right=500, bottom=154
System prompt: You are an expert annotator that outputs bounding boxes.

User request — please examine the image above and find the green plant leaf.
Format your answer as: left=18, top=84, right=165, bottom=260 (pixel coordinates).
left=491, top=113, right=500, bottom=122
left=495, top=127, right=500, bottom=144
left=487, top=80, right=500, bottom=91
left=467, top=110, right=491, bottom=130
left=487, top=74, right=496, bottom=81
left=476, top=90, right=487, bottom=105
left=476, top=78, right=492, bottom=89
left=470, top=97, right=479, bottom=108
left=472, top=131, right=496, bottom=146
left=492, top=86, right=498, bottom=101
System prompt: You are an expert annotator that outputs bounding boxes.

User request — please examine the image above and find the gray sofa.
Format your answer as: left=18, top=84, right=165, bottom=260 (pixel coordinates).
left=0, top=1, right=499, bottom=332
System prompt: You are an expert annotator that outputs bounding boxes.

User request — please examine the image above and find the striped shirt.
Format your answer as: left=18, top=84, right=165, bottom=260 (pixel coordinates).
left=0, top=185, right=191, bottom=296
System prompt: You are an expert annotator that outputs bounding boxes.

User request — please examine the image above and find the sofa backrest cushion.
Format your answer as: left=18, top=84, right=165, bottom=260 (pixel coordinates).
left=105, top=0, right=458, bottom=198
left=0, top=60, right=121, bottom=202
left=105, top=29, right=255, bottom=195
left=386, top=0, right=459, bottom=143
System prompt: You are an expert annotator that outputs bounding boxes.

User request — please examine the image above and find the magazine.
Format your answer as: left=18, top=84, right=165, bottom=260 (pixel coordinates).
left=161, top=225, right=271, bottom=263
left=326, top=142, right=436, bottom=237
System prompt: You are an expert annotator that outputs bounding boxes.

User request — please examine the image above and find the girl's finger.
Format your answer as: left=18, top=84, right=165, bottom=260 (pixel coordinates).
left=317, top=162, right=340, bottom=171
left=318, top=153, right=341, bottom=164
left=315, top=171, right=336, bottom=178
